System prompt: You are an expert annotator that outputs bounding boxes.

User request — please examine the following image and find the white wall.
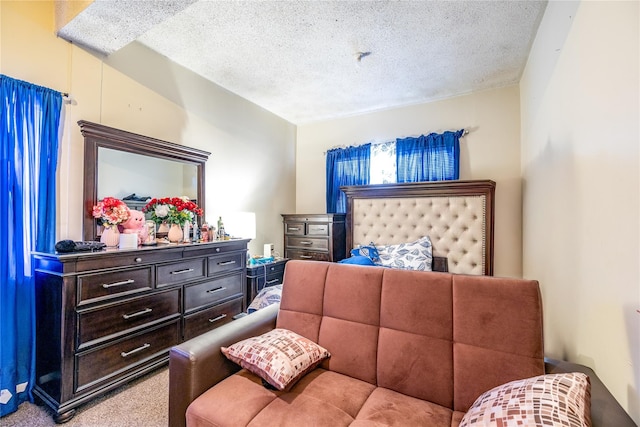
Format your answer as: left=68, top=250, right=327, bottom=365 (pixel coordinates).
left=521, top=0, right=639, bottom=422
left=296, top=86, right=523, bottom=277
left=0, top=0, right=296, bottom=258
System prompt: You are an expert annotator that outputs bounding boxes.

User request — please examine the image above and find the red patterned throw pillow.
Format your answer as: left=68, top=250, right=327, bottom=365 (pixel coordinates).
left=221, top=328, right=330, bottom=391
left=460, top=372, right=591, bottom=427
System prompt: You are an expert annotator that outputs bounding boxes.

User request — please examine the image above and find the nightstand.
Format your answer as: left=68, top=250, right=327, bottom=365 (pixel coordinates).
left=246, top=258, right=289, bottom=307
left=281, top=214, right=346, bottom=262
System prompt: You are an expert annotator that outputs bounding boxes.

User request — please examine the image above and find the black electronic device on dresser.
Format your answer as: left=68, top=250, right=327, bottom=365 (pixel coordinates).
left=281, top=214, right=346, bottom=262
left=246, top=258, right=289, bottom=307
left=32, top=239, right=248, bottom=423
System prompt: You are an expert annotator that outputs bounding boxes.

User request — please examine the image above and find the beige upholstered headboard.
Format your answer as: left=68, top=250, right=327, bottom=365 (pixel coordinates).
left=341, top=180, right=495, bottom=275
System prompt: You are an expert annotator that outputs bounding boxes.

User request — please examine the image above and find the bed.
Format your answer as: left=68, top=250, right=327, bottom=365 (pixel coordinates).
left=341, top=180, right=496, bottom=275
left=246, top=179, right=495, bottom=312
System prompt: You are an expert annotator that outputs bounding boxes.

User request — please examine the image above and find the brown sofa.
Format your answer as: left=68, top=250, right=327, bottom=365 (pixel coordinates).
left=169, top=260, right=636, bottom=427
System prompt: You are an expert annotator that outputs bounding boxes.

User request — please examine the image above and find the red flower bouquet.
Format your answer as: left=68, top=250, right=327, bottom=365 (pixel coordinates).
left=142, top=197, right=203, bottom=225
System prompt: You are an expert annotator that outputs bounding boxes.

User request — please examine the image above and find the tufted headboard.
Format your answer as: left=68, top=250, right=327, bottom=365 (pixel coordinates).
left=341, top=180, right=495, bottom=275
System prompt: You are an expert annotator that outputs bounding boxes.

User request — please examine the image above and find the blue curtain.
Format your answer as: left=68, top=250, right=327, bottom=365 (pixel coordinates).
left=396, top=130, right=463, bottom=182
left=326, top=144, right=371, bottom=213
left=0, top=75, right=62, bottom=417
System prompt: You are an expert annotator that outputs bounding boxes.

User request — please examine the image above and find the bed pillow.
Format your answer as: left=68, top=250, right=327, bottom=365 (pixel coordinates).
left=350, top=244, right=380, bottom=262
left=247, top=284, right=283, bottom=313
left=375, top=235, right=433, bottom=271
left=221, top=328, right=330, bottom=391
left=338, top=255, right=376, bottom=266
left=459, top=372, right=591, bottom=427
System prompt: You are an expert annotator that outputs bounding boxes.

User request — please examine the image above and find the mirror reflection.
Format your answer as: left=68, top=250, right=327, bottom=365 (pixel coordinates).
left=98, top=147, right=198, bottom=210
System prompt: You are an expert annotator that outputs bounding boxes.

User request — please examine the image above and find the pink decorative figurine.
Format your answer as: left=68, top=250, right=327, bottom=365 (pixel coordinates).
left=119, top=209, right=148, bottom=245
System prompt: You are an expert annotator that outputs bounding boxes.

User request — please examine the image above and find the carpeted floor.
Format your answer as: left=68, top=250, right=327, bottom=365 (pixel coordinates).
left=1, top=367, right=168, bottom=427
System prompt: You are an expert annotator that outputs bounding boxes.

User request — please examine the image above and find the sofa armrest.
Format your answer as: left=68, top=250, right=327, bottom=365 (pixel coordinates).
left=544, top=358, right=636, bottom=427
left=168, top=303, right=279, bottom=427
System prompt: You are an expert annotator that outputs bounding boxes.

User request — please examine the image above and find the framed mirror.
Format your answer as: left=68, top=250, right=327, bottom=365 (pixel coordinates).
left=80, top=120, right=210, bottom=241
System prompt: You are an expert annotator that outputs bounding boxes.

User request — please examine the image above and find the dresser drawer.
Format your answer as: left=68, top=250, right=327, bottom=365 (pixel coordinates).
left=247, top=261, right=287, bottom=279
left=76, top=249, right=182, bottom=272
left=286, top=236, right=329, bottom=251
left=157, top=258, right=206, bottom=287
left=208, top=252, right=244, bottom=276
left=184, top=273, right=243, bottom=313
left=284, top=222, right=305, bottom=235
left=286, top=250, right=330, bottom=262
left=77, top=267, right=153, bottom=306
left=250, top=273, right=284, bottom=299
left=75, top=320, right=179, bottom=392
left=307, top=224, right=329, bottom=236
left=77, top=289, right=180, bottom=349
left=183, top=298, right=242, bottom=341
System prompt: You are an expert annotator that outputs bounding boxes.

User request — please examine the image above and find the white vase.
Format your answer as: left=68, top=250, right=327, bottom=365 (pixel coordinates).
left=100, top=226, right=120, bottom=247
left=157, top=222, right=169, bottom=233
left=168, top=223, right=182, bottom=243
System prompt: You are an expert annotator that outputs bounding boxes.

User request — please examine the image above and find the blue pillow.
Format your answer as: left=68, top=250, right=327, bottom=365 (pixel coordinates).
left=350, top=244, right=380, bottom=262
left=338, top=255, right=376, bottom=266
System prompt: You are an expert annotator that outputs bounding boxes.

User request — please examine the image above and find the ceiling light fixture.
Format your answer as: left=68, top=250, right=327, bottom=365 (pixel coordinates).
left=356, top=51, right=371, bottom=62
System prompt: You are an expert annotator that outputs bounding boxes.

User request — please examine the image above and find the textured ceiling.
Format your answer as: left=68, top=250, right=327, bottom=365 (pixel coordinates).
left=58, top=0, right=547, bottom=125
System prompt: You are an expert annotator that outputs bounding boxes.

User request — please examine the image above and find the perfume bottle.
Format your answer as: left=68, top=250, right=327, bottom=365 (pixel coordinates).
left=142, top=220, right=156, bottom=245
left=217, top=216, right=226, bottom=240
left=201, top=223, right=209, bottom=242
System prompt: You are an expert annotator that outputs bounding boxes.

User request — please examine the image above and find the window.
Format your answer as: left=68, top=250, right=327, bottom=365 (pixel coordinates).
left=370, top=142, right=396, bottom=184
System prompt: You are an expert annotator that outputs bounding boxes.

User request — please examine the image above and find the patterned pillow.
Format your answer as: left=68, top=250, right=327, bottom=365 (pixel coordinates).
left=350, top=244, right=380, bottom=262
left=375, top=235, right=433, bottom=271
left=460, top=372, right=591, bottom=427
left=247, top=284, right=283, bottom=313
left=221, top=328, right=330, bottom=391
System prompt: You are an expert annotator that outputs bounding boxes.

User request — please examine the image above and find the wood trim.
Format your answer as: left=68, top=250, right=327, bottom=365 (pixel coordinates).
left=341, top=180, right=496, bottom=275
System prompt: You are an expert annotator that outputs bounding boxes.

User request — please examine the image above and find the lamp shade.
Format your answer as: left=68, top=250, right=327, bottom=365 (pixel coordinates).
left=217, top=212, right=256, bottom=239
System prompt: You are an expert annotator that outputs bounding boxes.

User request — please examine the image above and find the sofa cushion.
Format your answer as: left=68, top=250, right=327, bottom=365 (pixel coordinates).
left=187, top=368, right=377, bottom=427
left=452, top=274, right=545, bottom=410
left=459, top=372, right=591, bottom=427
left=352, top=387, right=454, bottom=426
left=279, top=262, right=386, bottom=385
left=221, top=328, right=330, bottom=391
left=377, top=269, right=454, bottom=407
left=186, top=370, right=281, bottom=427
left=250, top=369, right=376, bottom=426
left=187, top=368, right=460, bottom=427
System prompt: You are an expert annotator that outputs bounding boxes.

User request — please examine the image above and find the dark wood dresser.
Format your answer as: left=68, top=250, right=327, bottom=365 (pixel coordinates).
left=281, top=214, right=346, bottom=262
left=32, top=239, right=248, bottom=422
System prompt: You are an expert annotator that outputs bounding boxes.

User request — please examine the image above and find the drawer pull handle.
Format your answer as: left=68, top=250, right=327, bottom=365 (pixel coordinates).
left=208, top=314, right=227, bottom=323
left=207, top=286, right=227, bottom=294
left=121, top=343, right=150, bottom=358
left=122, top=308, right=153, bottom=320
left=171, top=268, right=195, bottom=275
left=266, top=279, right=280, bottom=285
left=102, top=279, right=135, bottom=289
left=218, top=260, right=236, bottom=266
left=299, top=241, right=313, bottom=245
left=299, top=255, right=313, bottom=259
left=135, top=257, right=142, bottom=263
left=288, top=227, right=300, bottom=231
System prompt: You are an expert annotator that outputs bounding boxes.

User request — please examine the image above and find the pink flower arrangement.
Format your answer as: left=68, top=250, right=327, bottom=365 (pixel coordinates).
left=92, top=196, right=130, bottom=227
